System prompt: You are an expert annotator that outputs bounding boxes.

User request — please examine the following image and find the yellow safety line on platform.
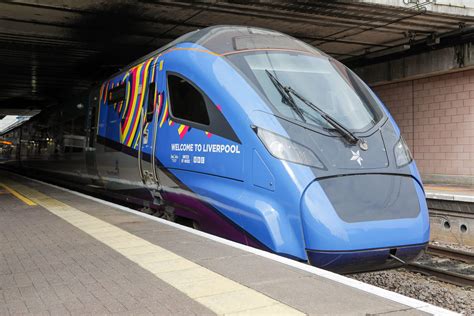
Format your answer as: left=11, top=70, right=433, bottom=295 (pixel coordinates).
left=5, top=180, right=304, bottom=316
left=0, top=183, right=36, bottom=206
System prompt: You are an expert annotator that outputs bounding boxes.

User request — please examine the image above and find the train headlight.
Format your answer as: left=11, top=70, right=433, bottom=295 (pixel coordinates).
left=255, top=127, right=325, bottom=169
left=394, top=136, right=413, bottom=167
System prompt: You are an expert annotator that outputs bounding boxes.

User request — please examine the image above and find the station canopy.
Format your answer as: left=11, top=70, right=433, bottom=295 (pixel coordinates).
left=1, top=0, right=473, bottom=123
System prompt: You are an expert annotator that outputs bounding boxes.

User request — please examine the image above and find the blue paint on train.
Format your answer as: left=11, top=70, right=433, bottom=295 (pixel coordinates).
left=5, top=26, right=430, bottom=273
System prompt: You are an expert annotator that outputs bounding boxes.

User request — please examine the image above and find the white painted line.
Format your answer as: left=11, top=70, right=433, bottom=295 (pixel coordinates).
left=15, top=173, right=458, bottom=316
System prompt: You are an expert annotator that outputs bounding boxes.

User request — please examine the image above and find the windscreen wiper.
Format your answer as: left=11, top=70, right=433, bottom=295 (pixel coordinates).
left=265, top=69, right=360, bottom=145
left=265, top=70, right=306, bottom=123
left=284, top=86, right=360, bottom=145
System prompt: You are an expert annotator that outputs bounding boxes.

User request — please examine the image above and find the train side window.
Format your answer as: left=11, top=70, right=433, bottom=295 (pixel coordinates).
left=108, top=84, right=126, bottom=104
left=146, top=82, right=155, bottom=122
left=168, top=74, right=210, bottom=125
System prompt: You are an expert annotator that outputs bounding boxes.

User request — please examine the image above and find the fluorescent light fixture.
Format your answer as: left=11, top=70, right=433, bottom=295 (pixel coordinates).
left=0, top=112, right=39, bottom=135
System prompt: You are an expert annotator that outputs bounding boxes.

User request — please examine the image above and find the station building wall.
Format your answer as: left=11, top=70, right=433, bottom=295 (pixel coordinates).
left=373, top=69, right=474, bottom=185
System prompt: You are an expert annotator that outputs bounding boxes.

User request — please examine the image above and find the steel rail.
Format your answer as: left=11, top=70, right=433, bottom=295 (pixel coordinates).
left=427, top=245, right=474, bottom=264
left=406, top=263, right=474, bottom=288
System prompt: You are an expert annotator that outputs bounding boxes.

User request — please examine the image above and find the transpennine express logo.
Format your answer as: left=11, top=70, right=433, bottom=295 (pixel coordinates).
left=351, top=150, right=363, bottom=166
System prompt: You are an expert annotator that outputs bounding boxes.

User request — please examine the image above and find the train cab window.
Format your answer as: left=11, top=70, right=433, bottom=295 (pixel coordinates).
left=168, top=74, right=210, bottom=125
left=146, top=82, right=156, bottom=122
left=108, top=84, right=126, bottom=104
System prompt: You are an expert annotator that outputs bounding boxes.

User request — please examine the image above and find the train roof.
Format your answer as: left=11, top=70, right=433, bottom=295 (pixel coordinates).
left=184, top=25, right=324, bottom=55
left=114, top=25, right=325, bottom=78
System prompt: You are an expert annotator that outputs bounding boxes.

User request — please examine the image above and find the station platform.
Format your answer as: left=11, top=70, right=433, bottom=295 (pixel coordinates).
left=425, top=184, right=474, bottom=203
left=425, top=184, right=474, bottom=247
left=0, top=171, right=455, bottom=315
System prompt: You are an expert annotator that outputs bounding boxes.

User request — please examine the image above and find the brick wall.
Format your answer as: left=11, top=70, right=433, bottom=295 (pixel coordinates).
left=373, top=69, right=474, bottom=182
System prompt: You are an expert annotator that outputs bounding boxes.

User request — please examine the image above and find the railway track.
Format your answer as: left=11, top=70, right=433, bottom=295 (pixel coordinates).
left=405, top=245, right=474, bottom=287
left=406, top=263, right=474, bottom=287
left=426, top=245, right=474, bottom=263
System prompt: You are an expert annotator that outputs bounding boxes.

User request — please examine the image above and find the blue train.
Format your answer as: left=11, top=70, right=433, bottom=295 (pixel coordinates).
left=1, top=26, right=429, bottom=273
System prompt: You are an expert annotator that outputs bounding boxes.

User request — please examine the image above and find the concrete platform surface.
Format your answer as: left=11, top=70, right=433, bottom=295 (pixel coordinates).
left=0, top=171, right=456, bottom=315
left=425, top=184, right=474, bottom=203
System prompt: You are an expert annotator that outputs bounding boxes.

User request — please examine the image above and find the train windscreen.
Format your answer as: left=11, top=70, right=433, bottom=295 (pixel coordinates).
left=227, top=51, right=383, bottom=132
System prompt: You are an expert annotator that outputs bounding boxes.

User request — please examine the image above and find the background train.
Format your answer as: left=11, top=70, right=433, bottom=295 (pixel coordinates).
left=0, top=26, right=429, bottom=273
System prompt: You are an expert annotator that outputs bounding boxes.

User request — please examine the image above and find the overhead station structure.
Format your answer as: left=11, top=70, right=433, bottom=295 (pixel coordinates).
left=0, top=0, right=473, bottom=184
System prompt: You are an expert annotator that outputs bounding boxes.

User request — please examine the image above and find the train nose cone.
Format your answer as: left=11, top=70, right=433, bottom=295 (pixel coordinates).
left=300, top=175, right=430, bottom=273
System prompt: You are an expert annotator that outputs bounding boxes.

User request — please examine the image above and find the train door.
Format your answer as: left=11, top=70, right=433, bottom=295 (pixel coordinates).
left=138, top=61, right=162, bottom=202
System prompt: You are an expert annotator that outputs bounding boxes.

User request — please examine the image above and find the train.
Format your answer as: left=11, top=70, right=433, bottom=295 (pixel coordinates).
left=0, top=26, right=429, bottom=273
